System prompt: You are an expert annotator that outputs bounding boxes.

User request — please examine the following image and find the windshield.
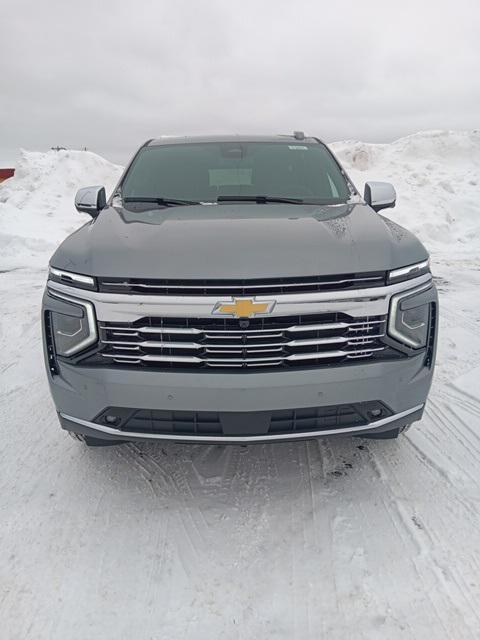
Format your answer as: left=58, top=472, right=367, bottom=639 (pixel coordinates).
left=120, top=141, right=352, bottom=205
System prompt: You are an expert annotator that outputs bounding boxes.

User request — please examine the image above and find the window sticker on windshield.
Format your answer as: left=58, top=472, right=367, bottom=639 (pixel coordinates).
left=209, top=168, right=252, bottom=187
left=288, top=145, right=308, bottom=150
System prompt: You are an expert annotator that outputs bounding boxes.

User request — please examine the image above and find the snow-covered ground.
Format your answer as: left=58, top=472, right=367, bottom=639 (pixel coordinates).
left=1, top=131, right=480, bottom=639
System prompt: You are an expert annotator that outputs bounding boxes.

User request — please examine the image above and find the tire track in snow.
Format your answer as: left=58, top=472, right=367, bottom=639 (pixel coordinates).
left=364, top=446, right=454, bottom=637
left=364, top=443, right=480, bottom=639
left=436, top=386, right=480, bottom=421
left=433, top=399, right=480, bottom=460
left=422, top=399, right=480, bottom=492
left=119, top=442, right=283, bottom=635
left=316, top=439, right=428, bottom=638
left=126, top=444, right=217, bottom=575
left=440, top=306, right=480, bottom=336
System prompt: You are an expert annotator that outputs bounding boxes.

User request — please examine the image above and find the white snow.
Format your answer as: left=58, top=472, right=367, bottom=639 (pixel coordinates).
left=0, top=149, right=122, bottom=269
left=332, top=130, right=480, bottom=254
left=1, top=132, right=480, bottom=639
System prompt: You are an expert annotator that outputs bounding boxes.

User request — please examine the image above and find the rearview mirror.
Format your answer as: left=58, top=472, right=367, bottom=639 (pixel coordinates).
left=364, top=181, right=396, bottom=212
left=75, top=186, right=106, bottom=217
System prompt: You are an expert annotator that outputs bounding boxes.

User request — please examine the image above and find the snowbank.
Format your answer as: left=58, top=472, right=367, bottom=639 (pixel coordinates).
left=332, top=130, right=480, bottom=253
left=1, top=131, right=479, bottom=270
left=0, top=149, right=122, bottom=269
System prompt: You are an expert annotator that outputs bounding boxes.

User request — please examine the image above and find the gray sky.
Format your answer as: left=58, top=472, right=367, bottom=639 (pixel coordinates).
left=1, top=0, right=479, bottom=165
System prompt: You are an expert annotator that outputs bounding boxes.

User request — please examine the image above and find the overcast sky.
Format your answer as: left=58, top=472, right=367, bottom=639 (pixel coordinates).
left=1, top=0, right=479, bottom=165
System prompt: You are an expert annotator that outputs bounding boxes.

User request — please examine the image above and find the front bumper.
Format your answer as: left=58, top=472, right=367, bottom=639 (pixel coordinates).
left=58, top=405, right=424, bottom=444
left=49, top=354, right=430, bottom=443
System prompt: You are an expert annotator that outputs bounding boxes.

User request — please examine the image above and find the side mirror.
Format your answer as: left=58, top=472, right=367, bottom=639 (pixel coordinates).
left=75, top=186, right=106, bottom=217
left=364, top=181, right=396, bottom=212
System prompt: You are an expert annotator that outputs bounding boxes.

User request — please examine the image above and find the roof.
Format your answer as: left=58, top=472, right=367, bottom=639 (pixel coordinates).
left=0, top=168, right=14, bottom=180
left=147, top=134, right=321, bottom=147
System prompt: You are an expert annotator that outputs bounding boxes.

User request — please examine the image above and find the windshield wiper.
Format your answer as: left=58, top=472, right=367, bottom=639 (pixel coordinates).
left=123, top=196, right=200, bottom=206
left=217, top=195, right=304, bottom=204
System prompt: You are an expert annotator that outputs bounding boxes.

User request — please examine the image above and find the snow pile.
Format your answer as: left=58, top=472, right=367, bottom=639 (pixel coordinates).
left=332, top=130, right=480, bottom=254
left=0, top=149, right=123, bottom=269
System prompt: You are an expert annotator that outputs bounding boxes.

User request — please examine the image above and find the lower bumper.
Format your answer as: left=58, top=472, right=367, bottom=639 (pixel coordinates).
left=48, top=352, right=433, bottom=443
left=59, top=404, right=424, bottom=443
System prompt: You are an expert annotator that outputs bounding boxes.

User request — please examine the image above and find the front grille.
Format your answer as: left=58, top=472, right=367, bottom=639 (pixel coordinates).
left=94, top=401, right=392, bottom=436
left=97, top=272, right=386, bottom=296
left=96, top=312, right=391, bottom=370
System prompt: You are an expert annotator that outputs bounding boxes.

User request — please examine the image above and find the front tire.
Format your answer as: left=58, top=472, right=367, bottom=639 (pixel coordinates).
left=359, top=424, right=410, bottom=440
left=67, top=431, right=125, bottom=447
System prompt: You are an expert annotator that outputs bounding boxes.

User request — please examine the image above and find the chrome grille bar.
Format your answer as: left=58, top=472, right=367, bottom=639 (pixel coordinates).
left=99, top=319, right=385, bottom=335
left=101, top=346, right=385, bottom=366
left=98, top=314, right=389, bottom=370
left=204, top=332, right=284, bottom=340
left=102, top=333, right=385, bottom=350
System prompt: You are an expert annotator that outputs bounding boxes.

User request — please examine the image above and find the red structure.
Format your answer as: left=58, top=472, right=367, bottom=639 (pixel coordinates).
left=0, top=168, right=15, bottom=183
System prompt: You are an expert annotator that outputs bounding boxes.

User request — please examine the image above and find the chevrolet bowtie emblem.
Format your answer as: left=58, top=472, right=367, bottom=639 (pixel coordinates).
left=212, top=297, right=276, bottom=318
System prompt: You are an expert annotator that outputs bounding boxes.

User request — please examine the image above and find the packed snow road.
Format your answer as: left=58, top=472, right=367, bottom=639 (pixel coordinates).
left=1, top=259, right=480, bottom=639
left=1, top=131, right=480, bottom=638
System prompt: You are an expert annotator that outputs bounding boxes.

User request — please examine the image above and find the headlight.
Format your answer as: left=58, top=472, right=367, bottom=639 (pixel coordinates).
left=48, top=293, right=97, bottom=356
left=388, top=283, right=433, bottom=348
left=49, top=267, right=96, bottom=291
left=388, top=259, right=430, bottom=283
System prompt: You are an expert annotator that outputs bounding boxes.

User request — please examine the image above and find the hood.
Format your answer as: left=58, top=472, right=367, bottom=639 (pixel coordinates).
left=50, top=203, right=428, bottom=279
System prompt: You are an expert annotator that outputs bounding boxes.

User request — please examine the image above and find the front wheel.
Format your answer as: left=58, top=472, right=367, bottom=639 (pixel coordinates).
left=67, top=431, right=125, bottom=447
left=359, top=424, right=411, bottom=440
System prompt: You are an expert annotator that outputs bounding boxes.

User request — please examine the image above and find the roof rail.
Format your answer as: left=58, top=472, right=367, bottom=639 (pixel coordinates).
left=293, top=131, right=305, bottom=140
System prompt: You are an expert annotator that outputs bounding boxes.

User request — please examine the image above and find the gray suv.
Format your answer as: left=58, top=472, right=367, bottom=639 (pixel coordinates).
left=42, top=133, right=438, bottom=446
